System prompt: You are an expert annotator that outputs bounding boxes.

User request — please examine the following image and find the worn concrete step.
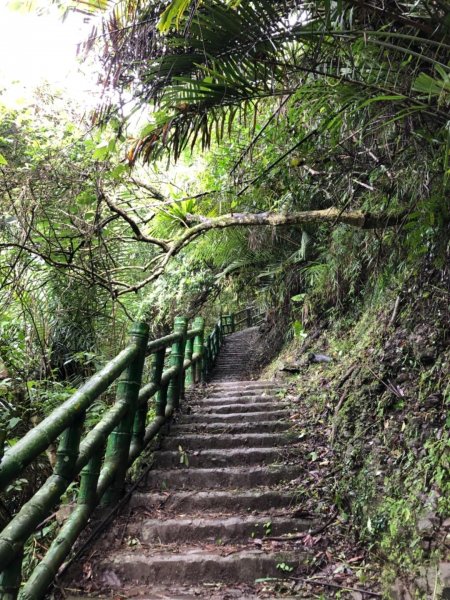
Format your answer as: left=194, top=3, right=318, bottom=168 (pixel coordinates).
left=153, top=447, right=284, bottom=469
left=211, top=381, right=278, bottom=388
left=199, top=402, right=287, bottom=414
left=178, top=410, right=290, bottom=424
left=126, top=515, right=313, bottom=544
left=197, top=395, right=281, bottom=406
left=129, top=490, right=298, bottom=513
left=213, top=375, right=254, bottom=379
left=95, top=549, right=307, bottom=585
left=171, top=420, right=292, bottom=434
left=214, top=364, right=254, bottom=369
left=162, top=432, right=293, bottom=450
left=145, top=465, right=298, bottom=491
left=206, top=390, right=281, bottom=399
left=214, top=364, right=249, bottom=368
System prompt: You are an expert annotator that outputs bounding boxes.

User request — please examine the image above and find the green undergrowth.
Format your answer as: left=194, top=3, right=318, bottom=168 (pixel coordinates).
left=264, top=264, right=450, bottom=595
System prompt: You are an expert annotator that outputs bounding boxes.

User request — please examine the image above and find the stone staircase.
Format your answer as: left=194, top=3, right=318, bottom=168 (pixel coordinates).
left=68, top=330, right=313, bottom=599
left=211, top=327, right=262, bottom=381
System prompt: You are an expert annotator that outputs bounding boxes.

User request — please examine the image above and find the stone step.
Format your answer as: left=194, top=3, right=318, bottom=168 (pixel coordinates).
left=153, top=447, right=284, bottom=469
left=212, top=381, right=278, bottom=388
left=178, top=410, right=290, bottom=424
left=145, top=465, right=298, bottom=491
left=199, top=402, right=287, bottom=414
left=198, top=395, right=281, bottom=405
left=129, top=490, right=298, bottom=513
left=206, top=390, right=281, bottom=399
left=170, top=420, right=291, bottom=434
left=162, top=432, right=293, bottom=450
left=126, top=515, right=313, bottom=544
left=95, top=548, right=307, bottom=586
left=213, top=375, right=254, bottom=380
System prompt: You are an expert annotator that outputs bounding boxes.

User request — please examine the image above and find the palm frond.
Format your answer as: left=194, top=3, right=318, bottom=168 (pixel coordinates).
left=88, top=0, right=449, bottom=167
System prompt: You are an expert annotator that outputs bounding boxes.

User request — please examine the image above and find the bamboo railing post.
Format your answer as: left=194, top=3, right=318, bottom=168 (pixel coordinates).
left=19, top=448, right=103, bottom=600
left=246, top=307, right=253, bottom=327
left=231, top=314, right=236, bottom=333
left=166, top=317, right=188, bottom=415
left=152, top=349, right=166, bottom=418
left=101, top=322, right=149, bottom=506
left=0, top=550, right=22, bottom=600
left=131, top=337, right=158, bottom=456
left=54, top=416, right=84, bottom=483
left=193, top=317, right=205, bottom=383
left=184, top=336, right=194, bottom=388
left=207, top=337, right=212, bottom=367
left=202, top=342, right=210, bottom=380
left=210, top=332, right=216, bottom=363
left=79, top=452, right=103, bottom=508
left=215, top=323, right=221, bottom=354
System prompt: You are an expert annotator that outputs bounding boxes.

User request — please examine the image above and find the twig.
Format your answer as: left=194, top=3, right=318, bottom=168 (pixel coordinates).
left=388, top=294, right=401, bottom=327
left=365, top=365, right=403, bottom=399
left=119, top=506, right=133, bottom=545
left=289, top=576, right=382, bottom=597
left=331, top=366, right=360, bottom=444
left=336, top=364, right=358, bottom=389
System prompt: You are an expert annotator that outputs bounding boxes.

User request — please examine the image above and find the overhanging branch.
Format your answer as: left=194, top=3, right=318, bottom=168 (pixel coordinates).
left=183, top=208, right=404, bottom=231
left=114, top=207, right=404, bottom=296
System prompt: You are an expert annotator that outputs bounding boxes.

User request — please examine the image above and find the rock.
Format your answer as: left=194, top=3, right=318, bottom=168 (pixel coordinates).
left=391, top=562, right=450, bottom=599
left=279, top=362, right=302, bottom=373
left=418, top=348, right=436, bottom=365
left=308, top=353, right=332, bottom=363
left=417, top=514, right=437, bottom=536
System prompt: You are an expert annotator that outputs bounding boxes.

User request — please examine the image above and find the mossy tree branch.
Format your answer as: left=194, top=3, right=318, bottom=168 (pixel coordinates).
left=114, top=208, right=405, bottom=296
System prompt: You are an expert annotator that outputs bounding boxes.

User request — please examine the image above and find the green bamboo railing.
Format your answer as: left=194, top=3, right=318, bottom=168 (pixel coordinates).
left=0, top=307, right=263, bottom=600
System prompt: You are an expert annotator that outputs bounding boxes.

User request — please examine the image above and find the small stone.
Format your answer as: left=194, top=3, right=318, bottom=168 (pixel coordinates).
left=417, top=516, right=436, bottom=536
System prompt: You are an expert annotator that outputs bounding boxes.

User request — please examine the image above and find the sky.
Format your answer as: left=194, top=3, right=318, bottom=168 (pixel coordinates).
left=0, top=1, right=99, bottom=107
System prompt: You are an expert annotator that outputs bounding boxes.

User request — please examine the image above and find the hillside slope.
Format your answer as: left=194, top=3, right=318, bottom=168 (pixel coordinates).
left=263, top=261, right=450, bottom=598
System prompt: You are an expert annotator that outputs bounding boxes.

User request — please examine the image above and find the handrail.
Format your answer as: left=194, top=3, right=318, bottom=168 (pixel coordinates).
left=0, top=316, right=209, bottom=600
left=0, top=344, right=138, bottom=491
left=0, top=307, right=265, bottom=600
left=220, top=305, right=265, bottom=336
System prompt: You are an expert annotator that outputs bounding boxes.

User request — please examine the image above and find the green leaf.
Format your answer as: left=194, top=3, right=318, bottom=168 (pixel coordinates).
left=109, top=164, right=128, bottom=179
left=8, top=417, right=21, bottom=430
left=412, top=72, right=450, bottom=96
left=158, top=0, right=192, bottom=33
left=358, top=95, right=407, bottom=109
left=0, top=153, right=8, bottom=166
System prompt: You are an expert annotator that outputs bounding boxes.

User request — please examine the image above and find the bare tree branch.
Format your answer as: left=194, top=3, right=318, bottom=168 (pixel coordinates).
left=130, top=178, right=166, bottom=202
left=100, top=191, right=170, bottom=251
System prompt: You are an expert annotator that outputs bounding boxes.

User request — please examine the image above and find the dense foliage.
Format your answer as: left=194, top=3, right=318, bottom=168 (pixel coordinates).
left=0, top=0, right=449, bottom=585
